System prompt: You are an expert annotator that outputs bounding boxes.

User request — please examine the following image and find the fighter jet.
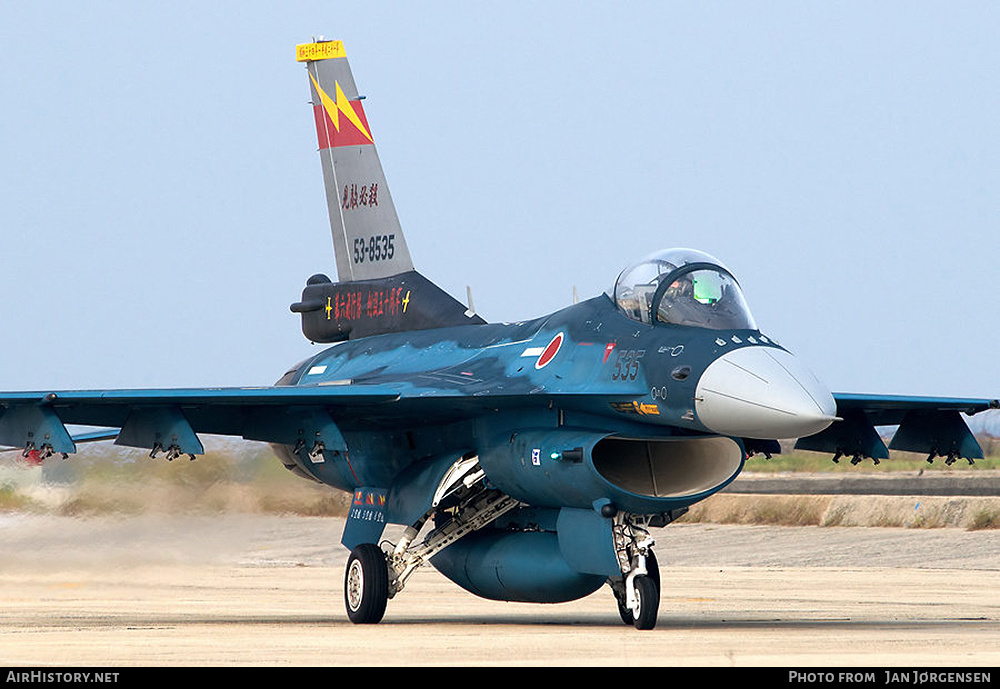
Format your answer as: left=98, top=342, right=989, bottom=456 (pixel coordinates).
left=1, top=40, right=996, bottom=630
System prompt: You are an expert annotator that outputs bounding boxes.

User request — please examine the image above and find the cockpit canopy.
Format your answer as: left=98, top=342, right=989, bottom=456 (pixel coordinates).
left=610, top=249, right=756, bottom=331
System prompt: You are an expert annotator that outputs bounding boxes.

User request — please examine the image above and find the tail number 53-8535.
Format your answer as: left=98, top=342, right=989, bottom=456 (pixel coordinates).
left=353, top=234, right=395, bottom=264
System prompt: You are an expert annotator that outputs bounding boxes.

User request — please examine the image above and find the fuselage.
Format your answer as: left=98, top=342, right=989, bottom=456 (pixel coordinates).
left=284, top=293, right=836, bottom=442
left=272, top=293, right=835, bottom=516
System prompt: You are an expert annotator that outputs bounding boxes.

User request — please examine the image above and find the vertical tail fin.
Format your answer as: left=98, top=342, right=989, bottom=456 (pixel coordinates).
left=291, top=40, right=485, bottom=342
left=297, top=40, right=414, bottom=282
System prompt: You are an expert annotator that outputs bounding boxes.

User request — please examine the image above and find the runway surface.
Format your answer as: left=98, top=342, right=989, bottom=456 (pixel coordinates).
left=1, top=514, right=999, bottom=667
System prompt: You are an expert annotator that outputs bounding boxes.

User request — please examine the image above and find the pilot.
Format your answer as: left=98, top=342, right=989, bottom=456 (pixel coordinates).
left=657, top=275, right=710, bottom=327
left=664, top=275, right=693, bottom=300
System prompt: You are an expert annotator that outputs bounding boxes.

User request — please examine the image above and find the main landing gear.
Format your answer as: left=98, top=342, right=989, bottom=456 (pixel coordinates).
left=344, top=457, right=520, bottom=624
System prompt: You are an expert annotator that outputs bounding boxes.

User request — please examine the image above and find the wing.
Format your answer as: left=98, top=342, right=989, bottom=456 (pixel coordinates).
left=795, top=392, right=999, bottom=464
left=0, top=381, right=623, bottom=460
left=0, top=385, right=401, bottom=460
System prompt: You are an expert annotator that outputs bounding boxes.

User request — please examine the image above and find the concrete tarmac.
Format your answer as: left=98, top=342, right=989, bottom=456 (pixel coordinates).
left=1, top=514, right=999, bottom=667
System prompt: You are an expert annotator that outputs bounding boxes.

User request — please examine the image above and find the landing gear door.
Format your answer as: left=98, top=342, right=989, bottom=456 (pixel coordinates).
left=342, top=487, right=389, bottom=551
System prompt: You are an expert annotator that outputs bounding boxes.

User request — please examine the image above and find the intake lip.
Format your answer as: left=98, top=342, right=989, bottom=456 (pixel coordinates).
left=694, top=346, right=838, bottom=439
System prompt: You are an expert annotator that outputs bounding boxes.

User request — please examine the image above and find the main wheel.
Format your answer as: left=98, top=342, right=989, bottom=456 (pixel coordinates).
left=344, top=543, right=389, bottom=624
left=631, top=575, right=659, bottom=630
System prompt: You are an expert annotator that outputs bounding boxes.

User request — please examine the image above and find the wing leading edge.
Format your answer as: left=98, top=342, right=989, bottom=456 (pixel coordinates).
left=796, top=393, right=999, bottom=465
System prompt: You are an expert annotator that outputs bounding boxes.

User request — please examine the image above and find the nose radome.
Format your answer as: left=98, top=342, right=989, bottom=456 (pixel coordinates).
left=694, top=346, right=838, bottom=439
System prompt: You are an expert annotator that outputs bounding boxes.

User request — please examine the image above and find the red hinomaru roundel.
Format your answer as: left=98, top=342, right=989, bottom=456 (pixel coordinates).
left=535, top=332, right=564, bottom=369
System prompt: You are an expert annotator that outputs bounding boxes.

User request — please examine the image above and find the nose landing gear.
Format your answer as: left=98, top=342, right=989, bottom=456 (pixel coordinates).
left=613, top=549, right=660, bottom=630
left=622, top=574, right=659, bottom=630
left=609, top=518, right=661, bottom=630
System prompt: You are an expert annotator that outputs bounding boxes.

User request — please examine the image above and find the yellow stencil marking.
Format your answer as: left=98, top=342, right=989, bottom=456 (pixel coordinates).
left=296, top=41, right=346, bottom=62
left=632, top=401, right=660, bottom=416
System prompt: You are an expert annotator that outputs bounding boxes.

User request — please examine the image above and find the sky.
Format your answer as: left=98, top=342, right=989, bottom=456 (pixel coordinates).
left=1, top=2, right=998, bottom=409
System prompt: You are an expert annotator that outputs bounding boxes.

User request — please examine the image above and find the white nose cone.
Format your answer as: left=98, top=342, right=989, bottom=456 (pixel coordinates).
left=694, top=346, right=837, bottom=439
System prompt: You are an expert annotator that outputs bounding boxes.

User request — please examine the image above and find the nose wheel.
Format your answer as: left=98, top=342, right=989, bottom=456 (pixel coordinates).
left=614, top=550, right=660, bottom=630
left=344, top=543, right=389, bottom=624
left=621, top=575, right=659, bottom=630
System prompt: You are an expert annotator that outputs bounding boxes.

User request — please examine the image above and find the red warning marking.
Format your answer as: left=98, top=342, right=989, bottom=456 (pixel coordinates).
left=602, top=343, right=616, bottom=363
left=313, top=101, right=374, bottom=149
left=535, top=332, right=564, bottom=369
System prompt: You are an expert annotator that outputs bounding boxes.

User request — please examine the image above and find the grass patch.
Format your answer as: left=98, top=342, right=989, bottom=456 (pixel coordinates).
left=970, top=507, right=1000, bottom=530
left=681, top=494, right=1000, bottom=529
left=681, top=495, right=830, bottom=527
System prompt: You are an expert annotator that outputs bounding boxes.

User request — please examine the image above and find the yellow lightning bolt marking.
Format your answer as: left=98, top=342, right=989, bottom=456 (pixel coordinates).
left=310, top=73, right=374, bottom=143
left=402, top=290, right=410, bottom=313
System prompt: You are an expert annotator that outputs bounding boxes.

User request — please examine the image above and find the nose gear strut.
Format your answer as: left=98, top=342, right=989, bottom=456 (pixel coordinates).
left=608, top=515, right=661, bottom=630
